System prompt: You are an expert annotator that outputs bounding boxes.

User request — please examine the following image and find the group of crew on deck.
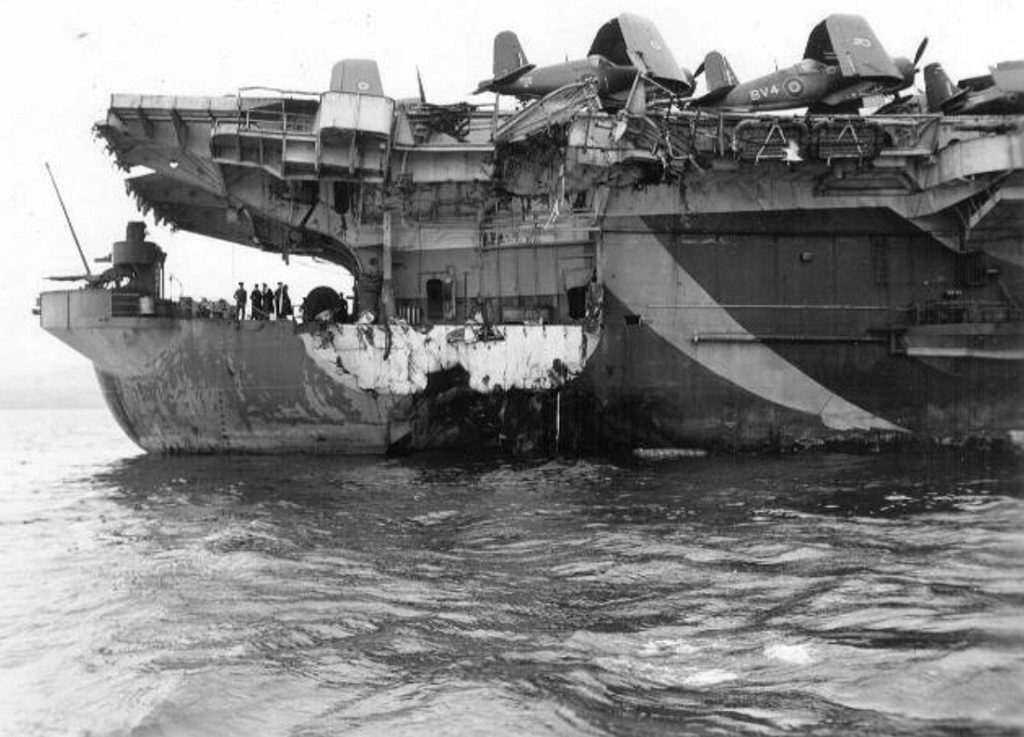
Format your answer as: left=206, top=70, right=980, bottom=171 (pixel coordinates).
left=233, top=281, right=293, bottom=321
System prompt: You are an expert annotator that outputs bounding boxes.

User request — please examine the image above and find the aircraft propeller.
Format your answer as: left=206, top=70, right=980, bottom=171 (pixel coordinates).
left=892, top=36, right=928, bottom=92
left=912, top=37, right=929, bottom=71
left=878, top=37, right=929, bottom=112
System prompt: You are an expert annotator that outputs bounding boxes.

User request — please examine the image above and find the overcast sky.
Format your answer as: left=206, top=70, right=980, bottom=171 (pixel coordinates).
left=1, top=0, right=1021, bottom=406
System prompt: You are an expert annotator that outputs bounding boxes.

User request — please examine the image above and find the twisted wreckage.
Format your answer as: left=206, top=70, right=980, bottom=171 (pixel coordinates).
left=39, top=15, right=1024, bottom=454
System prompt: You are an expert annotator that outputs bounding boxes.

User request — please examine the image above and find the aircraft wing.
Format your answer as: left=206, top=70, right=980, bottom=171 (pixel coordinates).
left=958, top=73, right=996, bottom=92
left=590, top=13, right=694, bottom=95
left=46, top=274, right=94, bottom=282
left=820, top=79, right=882, bottom=106
left=804, top=14, right=902, bottom=82
left=692, top=86, right=735, bottom=106
left=808, top=98, right=862, bottom=115
left=473, top=64, right=535, bottom=95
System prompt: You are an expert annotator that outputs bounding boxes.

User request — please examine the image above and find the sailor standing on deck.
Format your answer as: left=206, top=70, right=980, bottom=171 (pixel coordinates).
left=250, top=283, right=263, bottom=319
left=234, top=282, right=247, bottom=320
left=262, top=283, right=274, bottom=320
left=279, top=285, right=293, bottom=320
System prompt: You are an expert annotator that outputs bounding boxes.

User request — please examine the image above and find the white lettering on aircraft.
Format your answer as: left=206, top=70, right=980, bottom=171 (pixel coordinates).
left=851, top=37, right=872, bottom=47
left=750, top=84, right=781, bottom=101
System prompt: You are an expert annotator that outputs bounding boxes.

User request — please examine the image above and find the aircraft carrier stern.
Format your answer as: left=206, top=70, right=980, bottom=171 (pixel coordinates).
left=40, top=51, right=1024, bottom=454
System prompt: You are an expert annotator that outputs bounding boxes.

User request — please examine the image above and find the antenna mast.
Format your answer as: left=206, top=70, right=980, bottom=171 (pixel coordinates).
left=44, top=162, right=91, bottom=276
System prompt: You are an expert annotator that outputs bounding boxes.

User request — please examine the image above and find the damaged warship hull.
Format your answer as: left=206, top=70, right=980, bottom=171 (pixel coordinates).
left=40, top=290, right=598, bottom=453
left=39, top=57, right=1024, bottom=454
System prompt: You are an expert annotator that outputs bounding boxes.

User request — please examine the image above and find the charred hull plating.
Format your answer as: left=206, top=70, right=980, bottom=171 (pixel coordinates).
left=40, top=56, right=1024, bottom=454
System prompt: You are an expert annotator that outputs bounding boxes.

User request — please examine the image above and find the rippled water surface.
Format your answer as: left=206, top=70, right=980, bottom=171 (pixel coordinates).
left=1, top=408, right=1022, bottom=736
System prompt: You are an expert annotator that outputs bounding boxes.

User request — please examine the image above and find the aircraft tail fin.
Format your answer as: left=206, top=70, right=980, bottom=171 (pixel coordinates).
left=693, top=51, right=737, bottom=105
left=925, top=62, right=966, bottom=112
left=703, top=51, right=739, bottom=93
left=474, top=31, right=535, bottom=94
left=494, top=31, right=528, bottom=78
left=329, top=59, right=384, bottom=95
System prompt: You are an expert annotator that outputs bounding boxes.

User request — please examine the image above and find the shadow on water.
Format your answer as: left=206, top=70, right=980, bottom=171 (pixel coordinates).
left=50, top=449, right=1024, bottom=736
left=90, top=446, right=1023, bottom=516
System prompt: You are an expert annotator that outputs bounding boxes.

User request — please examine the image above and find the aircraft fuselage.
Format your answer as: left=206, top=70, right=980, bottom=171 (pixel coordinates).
left=709, top=60, right=843, bottom=111
left=496, top=55, right=637, bottom=99
left=703, top=58, right=908, bottom=111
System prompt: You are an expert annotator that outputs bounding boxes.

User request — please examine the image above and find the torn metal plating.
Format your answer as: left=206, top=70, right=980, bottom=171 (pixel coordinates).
left=300, top=321, right=600, bottom=395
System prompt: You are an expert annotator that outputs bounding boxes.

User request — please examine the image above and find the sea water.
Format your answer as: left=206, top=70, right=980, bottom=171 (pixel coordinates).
left=0, top=408, right=1021, bottom=736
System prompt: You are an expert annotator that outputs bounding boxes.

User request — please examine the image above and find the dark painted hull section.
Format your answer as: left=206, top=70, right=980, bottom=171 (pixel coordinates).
left=588, top=296, right=1023, bottom=450
left=583, top=212, right=1024, bottom=450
